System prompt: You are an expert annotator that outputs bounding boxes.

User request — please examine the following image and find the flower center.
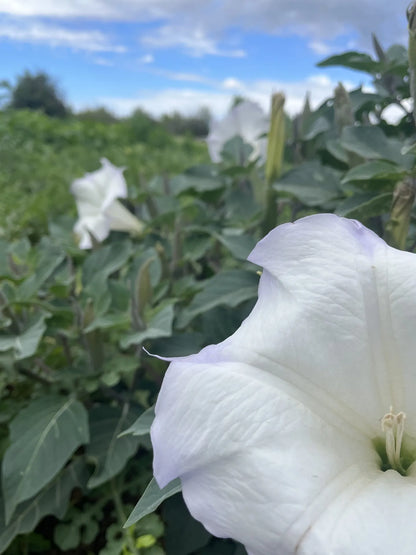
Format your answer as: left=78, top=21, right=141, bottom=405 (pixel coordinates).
left=381, top=407, right=406, bottom=474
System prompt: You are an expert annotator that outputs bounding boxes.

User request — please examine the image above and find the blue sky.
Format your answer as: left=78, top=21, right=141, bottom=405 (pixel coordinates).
left=0, top=1, right=410, bottom=119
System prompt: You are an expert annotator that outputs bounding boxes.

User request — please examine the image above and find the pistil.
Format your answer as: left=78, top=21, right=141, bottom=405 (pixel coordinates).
left=381, top=407, right=406, bottom=473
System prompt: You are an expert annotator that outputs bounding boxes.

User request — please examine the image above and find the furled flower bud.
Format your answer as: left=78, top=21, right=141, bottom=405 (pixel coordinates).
left=334, top=82, right=354, bottom=134
left=265, top=92, right=285, bottom=184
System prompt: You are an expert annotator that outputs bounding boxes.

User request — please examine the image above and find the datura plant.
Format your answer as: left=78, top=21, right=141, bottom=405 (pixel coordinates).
left=71, top=157, right=144, bottom=249
left=151, top=214, right=416, bottom=555
left=206, top=99, right=269, bottom=163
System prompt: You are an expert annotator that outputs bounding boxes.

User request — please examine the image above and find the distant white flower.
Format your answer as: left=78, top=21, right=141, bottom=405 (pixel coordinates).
left=71, top=158, right=143, bottom=249
left=152, top=214, right=416, bottom=555
left=207, top=100, right=269, bottom=163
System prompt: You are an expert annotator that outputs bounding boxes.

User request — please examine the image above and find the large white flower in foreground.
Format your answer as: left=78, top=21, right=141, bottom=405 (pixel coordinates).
left=71, top=158, right=143, bottom=249
left=207, top=100, right=269, bottom=163
left=151, top=214, right=416, bottom=555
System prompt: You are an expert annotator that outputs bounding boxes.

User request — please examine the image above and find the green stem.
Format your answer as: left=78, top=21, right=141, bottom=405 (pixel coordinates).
left=111, top=478, right=140, bottom=555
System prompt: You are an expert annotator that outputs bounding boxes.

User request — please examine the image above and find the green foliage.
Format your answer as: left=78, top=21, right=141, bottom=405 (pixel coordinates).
left=9, top=71, right=68, bottom=118
left=0, top=109, right=208, bottom=240
left=2, top=35, right=416, bottom=555
left=160, top=107, right=211, bottom=137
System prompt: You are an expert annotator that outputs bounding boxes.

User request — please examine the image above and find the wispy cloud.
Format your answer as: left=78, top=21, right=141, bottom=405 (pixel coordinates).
left=149, top=68, right=215, bottom=85
left=141, top=25, right=246, bottom=58
left=308, top=40, right=332, bottom=56
left=0, top=19, right=126, bottom=52
left=139, top=54, right=154, bottom=64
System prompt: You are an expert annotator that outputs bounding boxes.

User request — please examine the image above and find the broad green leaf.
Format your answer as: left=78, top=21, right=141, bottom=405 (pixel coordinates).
left=170, top=174, right=223, bottom=195
left=82, top=240, right=132, bottom=288
left=120, top=406, right=155, bottom=437
left=120, top=304, right=175, bottom=349
left=16, top=240, right=65, bottom=301
left=216, top=232, right=256, bottom=260
left=0, top=458, right=88, bottom=554
left=335, top=192, right=392, bottom=219
left=340, top=126, right=414, bottom=167
left=87, top=405, right=141, bottom=489
left=349, top=89, right=387, bottom=114
left=0, top=312, right=48, bottom=360
left=303, top=116, right=331, bottom=140
left=317, top=51, right=380, bottom=72
left=341, top=160, right=405, bottom=184
left=177, top=270, right=258, bottom=328
left=221, top=136, right=253, bottom=166
left=83, top=312, right=130, bottom=333
left=124, top=478, right=182, bottom=528
left=2, top=396, right=89, bottom=523
left=325, top=139, right=349, bottom=164
left=272, top=162, right=341, bottom=207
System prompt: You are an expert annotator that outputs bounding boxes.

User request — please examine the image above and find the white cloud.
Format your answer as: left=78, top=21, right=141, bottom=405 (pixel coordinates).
left=141, top=25, right=246, bottom=58
left=95, top=73, right=355, bottom=119
left=0, top=1, right=197, bottom=20
left=150, top=69, right=214, bottom=84
left=139, top=54, right=154, bottom=64
left=308, top=40, right=332, bottom=56
left=0, top=20, right=126, bottom=52
left=0, top=0, right=408, bottom=49
left=222, top=77, right=244, bottom=90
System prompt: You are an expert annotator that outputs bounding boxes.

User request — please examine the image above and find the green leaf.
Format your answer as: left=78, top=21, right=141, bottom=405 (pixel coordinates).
left=325, top=139, right=349, bottom=164
left=124, top=478, right=182, bottom=528
left=317, top=51, right=380, bottom=72
left=0, top=312, right=48, bottom=360
left=86, top=405, right=141, bottom=489
left=273, top=162, right=341, bottom=207
left=303, top=116, right=331, bottom=140
left=82, top=240, right=132, bottom=288
left=171, top=174, right=223, bottom=195
left=0, top=459, right=88, bottom=554
left=120, top=406, right=155, bottom=437
left=83, top=312, right=130, bottom=333
left=335, top=192, right=392, bottom=219
left=340, top=126, right=414, bottom=167
left=16, top=241, right=65, bottom=301
left=177, top=270, right=258, bottom=328
left=120, top=304, right=175, bottom=348
left=341, top=160, right=405, bottom=184
left=216, top=232, right=256, bottom=260
left=2, top=396, right=89, bottom=523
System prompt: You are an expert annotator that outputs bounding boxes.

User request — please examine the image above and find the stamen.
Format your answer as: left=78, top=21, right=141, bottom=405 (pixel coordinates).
left=381, top=407, right=406, bottom=473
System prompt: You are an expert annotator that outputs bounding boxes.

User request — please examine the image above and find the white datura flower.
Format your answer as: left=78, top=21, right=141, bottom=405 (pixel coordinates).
left=71, top=158, right=143, bottom=249
left=151, top=214, right=416, bottom=555
left=207, top=100, right=269, bottom=163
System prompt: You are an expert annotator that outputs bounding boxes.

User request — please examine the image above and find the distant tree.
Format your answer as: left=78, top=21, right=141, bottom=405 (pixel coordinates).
left=0, top=79, right=11, bottom=109
left=160, top=106, right=211, bottom=137
left=77, top=107, right=118, bottom=124
left=10, top=71, right=68, bottom=117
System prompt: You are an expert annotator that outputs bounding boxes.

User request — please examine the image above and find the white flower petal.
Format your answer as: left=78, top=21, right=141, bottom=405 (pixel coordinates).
left=152, top=359, right=377, bottom=554
left=238, top=214, right=416, bottom=433
left=105, top=199, right=144, bottom=234
left=207, top=100, right=269, bottom=163
left=298, top=470, right=416, bottom=555
left=73, top=214, right=109, bottom=249
left=151, top=213, right=416, bottom=553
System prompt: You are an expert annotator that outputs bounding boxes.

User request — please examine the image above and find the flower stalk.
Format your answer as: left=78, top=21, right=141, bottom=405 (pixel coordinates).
left=408, top=2, right=416, bottom=124
left=262, top=92, right=285, bottom=234
left=384, top=177, right=416, bottom=250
